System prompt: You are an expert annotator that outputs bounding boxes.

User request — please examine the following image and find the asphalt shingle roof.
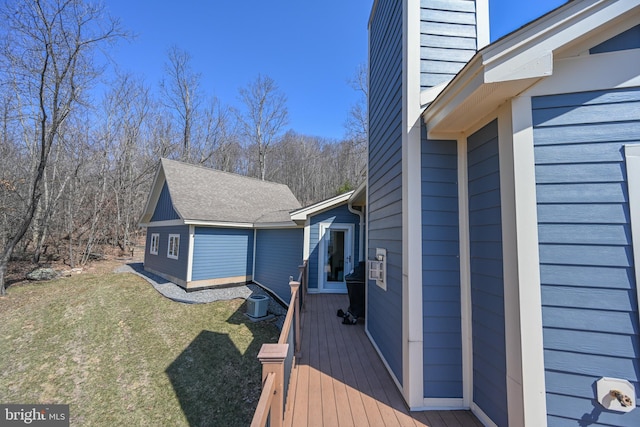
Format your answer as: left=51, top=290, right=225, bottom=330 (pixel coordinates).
left=160, top=158, right=301, bottom=224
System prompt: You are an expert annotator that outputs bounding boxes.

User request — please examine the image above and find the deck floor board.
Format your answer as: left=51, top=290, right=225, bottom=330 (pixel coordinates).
left=283, top=294, right=483, bottom=427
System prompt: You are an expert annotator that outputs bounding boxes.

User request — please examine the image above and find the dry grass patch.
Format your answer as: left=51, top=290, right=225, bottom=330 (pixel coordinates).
left=0, top=272, right=279, bottom=426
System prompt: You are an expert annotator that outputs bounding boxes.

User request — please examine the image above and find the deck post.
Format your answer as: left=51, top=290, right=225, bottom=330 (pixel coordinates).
left=257, top=343, right=288, bottom=427
left=289, top=280, right=301, bottom=355
left=298, top=263, right=307, bottom=310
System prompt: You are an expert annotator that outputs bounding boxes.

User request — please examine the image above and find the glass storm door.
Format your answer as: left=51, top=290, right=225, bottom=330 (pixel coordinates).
left=319, top=223, right=353, bottom=292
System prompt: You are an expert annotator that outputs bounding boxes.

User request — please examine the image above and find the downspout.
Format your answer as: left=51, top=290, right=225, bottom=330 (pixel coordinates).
left=252, top=226, right=257, bottom=281
left=348, top=201, right=365, bottom=263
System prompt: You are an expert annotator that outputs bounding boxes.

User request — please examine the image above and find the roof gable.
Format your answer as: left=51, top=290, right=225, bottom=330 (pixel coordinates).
left=423, top=0, right=640, bottom=136
left=590, top=23, right=640, bottom=54
left=150, top=181, right=180, bottom=222
left=290, top=191, right=355, bottom=222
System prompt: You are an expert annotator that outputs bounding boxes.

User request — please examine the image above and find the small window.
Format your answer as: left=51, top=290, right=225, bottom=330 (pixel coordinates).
left=149, top=233, right=159, bottom=255
left=167, top=234, right=180, bottom=260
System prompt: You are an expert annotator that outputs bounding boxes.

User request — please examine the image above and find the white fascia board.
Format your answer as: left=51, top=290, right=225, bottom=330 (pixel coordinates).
left=424, top=0, right=640, bottom=135
left=484, top=51, right=553, bottom=83
left=484, top=0, right=640, bottom=82
left=254, top=222, right=301, bottom=229
left=420, top=82, right=448, bottom=107
left=525, top=48, right=640, bottom=97
left=139, top=163, right=166, bottom=224
left=348, top=180, right=367, bottom=206
left=141, top=219, right=185, bottom=228
left=289, top=191, right=354, bottom=221
left=183, top=220, right=254, bottom=228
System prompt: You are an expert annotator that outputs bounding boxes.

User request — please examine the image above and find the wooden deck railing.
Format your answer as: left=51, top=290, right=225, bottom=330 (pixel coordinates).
left=250, top=261, right=307, bottom=427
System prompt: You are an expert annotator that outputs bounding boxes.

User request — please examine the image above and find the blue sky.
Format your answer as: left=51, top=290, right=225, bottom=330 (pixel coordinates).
left=104, top=0, right=566, bottom=140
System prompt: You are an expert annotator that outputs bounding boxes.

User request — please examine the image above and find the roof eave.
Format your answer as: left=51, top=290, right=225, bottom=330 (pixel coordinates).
left=182, top=220, right=254, bottom=228
left=423, top=0, right=639, bottom=137
left=348, top=181, right=367, bottom=207
left=290, top=191, right=355, bottom=221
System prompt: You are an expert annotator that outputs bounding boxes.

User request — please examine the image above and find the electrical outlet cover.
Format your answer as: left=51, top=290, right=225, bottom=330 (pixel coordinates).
left=596, top=377, right=636, bottom=413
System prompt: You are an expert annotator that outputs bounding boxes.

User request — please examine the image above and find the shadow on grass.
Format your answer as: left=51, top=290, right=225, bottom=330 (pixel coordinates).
left=166, top=302, right=277, bottom=427
left=124, top=262, right=173, bottom=285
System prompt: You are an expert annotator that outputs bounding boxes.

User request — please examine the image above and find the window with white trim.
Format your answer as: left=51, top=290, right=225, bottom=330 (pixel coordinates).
left=149, top=233, right=159, bottom=255
left=167, top=234, right=180, bottom=260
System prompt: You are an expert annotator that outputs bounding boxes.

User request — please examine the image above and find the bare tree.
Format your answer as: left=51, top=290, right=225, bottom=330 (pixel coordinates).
left=160, top=46, right=202, bottom=163
left=0, top=0, right=124, bottom=294
left=236, top=74, right=288, bottom=180
left=342, top=63, right=368, bottom=188
left=344, top=63, right=368, bottom=147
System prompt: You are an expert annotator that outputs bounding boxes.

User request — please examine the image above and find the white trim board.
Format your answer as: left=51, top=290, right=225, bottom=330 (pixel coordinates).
left=625, top=144, right=640, bottom=339
left=402, top=0, right=424, bottom=408
left=497, top=106, right=525, bottom=427
left=186, top=225, right=195, bottom=282
left=142, top=219, right=185, bottom=228
left=316, top=222, right=354, bottom=293
left=457, top=137, right=473, bottom=409
left=510, top=96, right=548, bottom=426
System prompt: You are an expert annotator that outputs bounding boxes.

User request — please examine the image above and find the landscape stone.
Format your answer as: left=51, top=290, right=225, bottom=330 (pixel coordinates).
left=26, top=268, right=59, bottom=281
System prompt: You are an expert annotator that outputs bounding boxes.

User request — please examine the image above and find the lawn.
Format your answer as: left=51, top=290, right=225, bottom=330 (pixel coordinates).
left=0, top=270, right=280, bottom=426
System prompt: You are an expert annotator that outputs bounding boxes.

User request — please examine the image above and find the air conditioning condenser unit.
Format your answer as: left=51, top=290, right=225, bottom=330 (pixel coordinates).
left=246, top=295, right=269, bottom=318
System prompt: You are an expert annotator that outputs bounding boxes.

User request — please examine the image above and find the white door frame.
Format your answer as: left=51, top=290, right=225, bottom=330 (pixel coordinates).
left=317, top=222, right=354, bottom=293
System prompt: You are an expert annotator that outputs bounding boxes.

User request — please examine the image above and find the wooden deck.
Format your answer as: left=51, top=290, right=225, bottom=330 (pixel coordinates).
left=284, top=294, right=483, bottom=427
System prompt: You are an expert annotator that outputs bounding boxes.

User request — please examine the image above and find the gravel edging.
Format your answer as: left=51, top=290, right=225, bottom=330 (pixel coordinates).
left=115, top=262, right=287, bottom=329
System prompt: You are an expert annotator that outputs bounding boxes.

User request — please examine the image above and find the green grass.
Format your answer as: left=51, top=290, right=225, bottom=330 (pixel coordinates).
left=0, top=272, right=280, bottom=426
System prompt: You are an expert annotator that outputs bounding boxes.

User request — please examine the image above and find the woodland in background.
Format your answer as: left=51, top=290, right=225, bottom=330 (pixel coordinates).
left=0, top=0, right=367, bottom=291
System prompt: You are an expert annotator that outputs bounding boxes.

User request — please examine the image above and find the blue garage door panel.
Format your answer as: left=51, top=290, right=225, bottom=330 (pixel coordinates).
left=191, top=227, right=253, bottom=281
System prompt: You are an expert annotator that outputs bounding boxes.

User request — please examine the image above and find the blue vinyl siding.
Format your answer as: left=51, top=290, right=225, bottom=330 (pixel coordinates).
left=191, top=227, right=254, bottom=282
left=421, top=133, right=462, bottom=399
left=255, top=228, right=304, bottom=303
left=144, top=225, right=189, bottom=281
left=151, top=182, right=179, bottom=221
left=590, top=24, right=640, bottom=54
left=420, top=0, right=478, bottom=90
left=533, top=87, right=640, bottom=427
left=368, top=0, right=404, bottom=384
left=467, top=120, right=508, bottom=426
left=308, top=204, right=361, bottom=290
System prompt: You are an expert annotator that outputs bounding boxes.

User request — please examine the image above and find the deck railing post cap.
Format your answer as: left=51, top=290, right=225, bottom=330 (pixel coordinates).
left=257, top=343, right=289, bottom=363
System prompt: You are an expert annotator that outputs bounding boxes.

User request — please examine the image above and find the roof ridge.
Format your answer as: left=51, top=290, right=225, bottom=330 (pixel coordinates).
left=160, top=158, right=293, bottom=190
